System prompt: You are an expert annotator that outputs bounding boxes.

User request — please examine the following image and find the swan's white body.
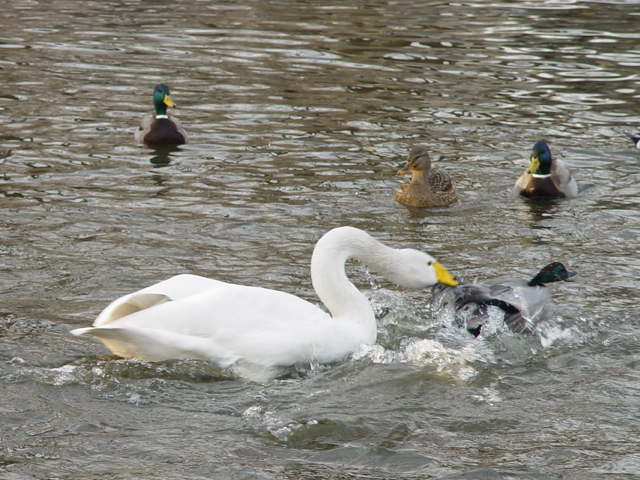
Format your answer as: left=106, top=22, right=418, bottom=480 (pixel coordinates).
left=71, top=227, right=456, bottom=372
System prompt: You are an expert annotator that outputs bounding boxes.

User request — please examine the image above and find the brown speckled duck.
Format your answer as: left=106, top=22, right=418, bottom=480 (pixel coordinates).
left=135, top=84, right=188, bottom=146
left=514, top=141, right=577, bottom=198
left=395, top=146, right=457, bottom=207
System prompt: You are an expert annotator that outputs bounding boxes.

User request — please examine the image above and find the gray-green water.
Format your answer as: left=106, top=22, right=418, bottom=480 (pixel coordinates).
left=1, top=0, right=639, bottom=478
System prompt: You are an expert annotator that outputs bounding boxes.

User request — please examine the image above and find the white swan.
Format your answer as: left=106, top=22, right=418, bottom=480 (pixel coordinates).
left=71, top=227, right=457, bottom=373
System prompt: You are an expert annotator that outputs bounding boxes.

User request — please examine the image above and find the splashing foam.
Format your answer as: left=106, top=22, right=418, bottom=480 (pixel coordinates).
left=242, top=405, right=318, bottom=442
left=353, top=339, right=479, bottom=381
left=46, top=364, right=80, bottom=386
left=471, top=385, right=503, bottom=404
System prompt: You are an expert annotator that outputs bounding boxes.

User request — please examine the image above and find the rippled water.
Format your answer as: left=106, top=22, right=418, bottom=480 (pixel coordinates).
left=2, top=0, right=640, bottom=478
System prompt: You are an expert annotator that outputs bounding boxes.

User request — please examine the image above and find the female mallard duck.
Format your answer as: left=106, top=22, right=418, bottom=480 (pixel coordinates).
left=135, top=84, right=187, bottom=146
left=514, top=141, right=577, bottom=198
left=432, top=262, right=576, bottom=337
left=71, top=227, right=457, bottom=375
left=395, top=146, right=457, bottom=207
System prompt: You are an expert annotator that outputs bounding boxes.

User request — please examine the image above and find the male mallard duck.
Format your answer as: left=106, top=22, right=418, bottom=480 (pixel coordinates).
left=625, top=132, right=640, bottom=149
left=395, top=146, right=457, bottom=207
left=71, top=227, right=457, bottom=375
left=514, top=141, right=577, bottom=198
left=431, top=262, right=576, bottom=337
left=135, top=84, right=187, bottom=146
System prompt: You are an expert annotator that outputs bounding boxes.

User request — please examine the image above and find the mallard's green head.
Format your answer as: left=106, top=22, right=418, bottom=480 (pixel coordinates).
left=528, top=141, right=553, bottom=176
left=528, top=262, right=576, bottom=287
left=152, top=84, right=176, bottom=117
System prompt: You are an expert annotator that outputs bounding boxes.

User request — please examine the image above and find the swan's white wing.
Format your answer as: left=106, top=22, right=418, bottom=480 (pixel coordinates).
left=74, top=277, right=365, bottom=367
left=93, top=274, right=226, bottom=326
left=132, top=273, right=226, bottom=299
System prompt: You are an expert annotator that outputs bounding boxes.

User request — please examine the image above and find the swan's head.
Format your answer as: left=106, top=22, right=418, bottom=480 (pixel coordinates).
left=386, top=249, right=458, bottom=289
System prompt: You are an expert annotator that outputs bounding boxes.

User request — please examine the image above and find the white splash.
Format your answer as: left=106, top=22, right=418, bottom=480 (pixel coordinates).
left=404, top=339, right=479, bottom=381
left=353, top=339, right=481, bottom=381
left=471, top=385, right=503, bottom=404
left=47, top=364, right=79, bottom=386
left=242, top=405, right=317, bottom=442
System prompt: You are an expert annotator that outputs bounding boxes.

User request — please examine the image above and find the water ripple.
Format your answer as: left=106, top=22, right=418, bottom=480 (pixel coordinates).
left=2, top=0, right=640, bottom=478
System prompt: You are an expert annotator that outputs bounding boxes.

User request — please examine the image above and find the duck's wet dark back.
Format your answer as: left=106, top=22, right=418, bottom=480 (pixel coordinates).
left=1, top=1, right=639, bottom=479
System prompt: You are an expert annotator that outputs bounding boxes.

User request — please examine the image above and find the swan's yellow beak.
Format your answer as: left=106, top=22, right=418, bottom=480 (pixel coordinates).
left=163, top=95, right=176, bottom=108
left=527, top=154, right=540, bottom=174
left=434, top=262, right=458, bottom=286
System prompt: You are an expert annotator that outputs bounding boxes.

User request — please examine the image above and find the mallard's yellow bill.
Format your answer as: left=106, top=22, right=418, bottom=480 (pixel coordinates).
left=527, top=155, right=540, bottom=174
left=434, top=262, right=458, bottom=286
left=397, top=168, right=410, bottom=175
left=163, top=95, right=176, bottom=108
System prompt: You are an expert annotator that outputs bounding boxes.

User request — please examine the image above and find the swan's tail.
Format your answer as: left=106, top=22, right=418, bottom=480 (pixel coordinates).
left=71, top=326, right=238, bottom=368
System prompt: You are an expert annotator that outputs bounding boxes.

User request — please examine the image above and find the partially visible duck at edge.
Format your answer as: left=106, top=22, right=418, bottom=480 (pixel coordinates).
left=625, top=131, right=640, bottom=149
left=431, top=262, right=576, bottom=337
left=135, top=84, right=188, bottom=146
left=395, top=146, right=457, bottom=207
left=514, top=141, right=577, bottom=199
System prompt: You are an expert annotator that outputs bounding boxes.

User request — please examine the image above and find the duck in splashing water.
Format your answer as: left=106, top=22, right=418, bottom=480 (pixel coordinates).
left=432, top=262, right=576, bottom=337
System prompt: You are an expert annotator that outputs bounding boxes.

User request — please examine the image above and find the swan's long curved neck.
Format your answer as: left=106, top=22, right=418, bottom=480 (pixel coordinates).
left=310, top=227, right=394, bottom=338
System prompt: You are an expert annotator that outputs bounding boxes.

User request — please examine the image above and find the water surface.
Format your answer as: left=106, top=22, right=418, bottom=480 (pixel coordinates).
left=1, top=1, right=640, bottom=479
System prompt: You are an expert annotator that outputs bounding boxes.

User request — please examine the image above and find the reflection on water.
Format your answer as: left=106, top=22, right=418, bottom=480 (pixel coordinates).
left=148, top=145, right=182, bottom=167
left=1, top=0, right=640, bottom=479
